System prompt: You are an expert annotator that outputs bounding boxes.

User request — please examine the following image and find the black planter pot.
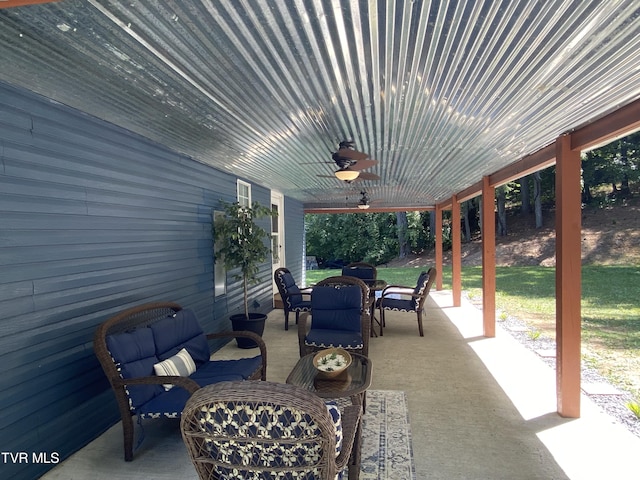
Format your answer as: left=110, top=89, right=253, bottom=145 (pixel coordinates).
left=230, top=312, right=267, bottom=349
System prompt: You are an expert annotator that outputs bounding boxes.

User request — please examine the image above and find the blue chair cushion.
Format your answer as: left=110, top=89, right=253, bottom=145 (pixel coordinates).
left=415, top=272, right=430, bottom=293
left=310, top=285, right=362, bottom=332
left=342, top=266, right=375, bottom=283
left=279, top=272, right=311, bottom=309
left=290, top=296, right=312, bottom=310
left=106, top=327, right=163, bottom=409
left=192, top=357, right=263, bottom=381
left=137, top=372, right=244, bottom=419
left=151, top=309, right=210, bottom=366
left=380, top=298, right=414, bottom=312
left=305, top=329, right=364, bottom=350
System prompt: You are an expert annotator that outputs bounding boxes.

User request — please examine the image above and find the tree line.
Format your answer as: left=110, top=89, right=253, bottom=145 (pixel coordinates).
left=305, top=132, right=639, bottom=266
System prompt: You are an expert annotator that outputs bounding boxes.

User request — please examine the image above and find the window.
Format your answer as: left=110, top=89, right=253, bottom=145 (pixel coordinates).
left=237, top=180, right=251, bottom=207
left=271, top=202, right=279, bottom=264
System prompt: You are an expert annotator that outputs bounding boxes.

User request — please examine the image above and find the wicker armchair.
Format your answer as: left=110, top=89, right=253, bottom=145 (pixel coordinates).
left=274, top=267, right=313, bottom=330
left=298, top=276, right=370, bottom=357
left=377, top=267, right=436, bottom=336
left=181, top=381, right=362, bottom=480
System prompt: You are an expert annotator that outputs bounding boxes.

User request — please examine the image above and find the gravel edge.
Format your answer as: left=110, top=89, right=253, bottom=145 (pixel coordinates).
left=464, top=294, right=640, bottom=439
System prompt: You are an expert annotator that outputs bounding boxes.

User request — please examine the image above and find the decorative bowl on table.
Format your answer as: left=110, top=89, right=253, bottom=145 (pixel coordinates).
left=313, top=348, right=352, bottom=379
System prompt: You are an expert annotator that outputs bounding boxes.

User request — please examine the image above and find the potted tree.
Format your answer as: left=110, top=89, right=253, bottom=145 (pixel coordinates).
left=213, top=200, right=276, bottom=348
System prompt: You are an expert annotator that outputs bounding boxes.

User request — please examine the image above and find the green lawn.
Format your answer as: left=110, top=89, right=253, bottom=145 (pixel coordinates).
left=306, top=265, right=640, bottom=397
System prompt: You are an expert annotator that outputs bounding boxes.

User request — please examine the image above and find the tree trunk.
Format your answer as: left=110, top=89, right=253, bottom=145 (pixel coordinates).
left=396, top=211, right=410, bottom=258
left=533, top=171, right=543, bottom=228
left=462, top=201, right=471, bottom=242
left=497, top=187, right=507, bottom=236
left=620, top=142, right=631, bottom=197
left=582, top=181, right=593, bottom=203
left=429, top=211, right=436, bottom=241
left=521, top=175, right=530, bottom=214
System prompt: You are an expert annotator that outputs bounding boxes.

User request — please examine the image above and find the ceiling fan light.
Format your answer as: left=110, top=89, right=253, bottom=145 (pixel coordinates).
left=357, top=203, right=370, bottom=210
left=335, top=169, right=360, bottom=181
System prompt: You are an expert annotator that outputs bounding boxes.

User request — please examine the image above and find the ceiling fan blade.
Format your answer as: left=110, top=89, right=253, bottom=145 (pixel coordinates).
left=336, top=147, right=369, bottom=161
left=350, top=158, right=378, bottom=171
left=356, top=171, right=380, bottom=180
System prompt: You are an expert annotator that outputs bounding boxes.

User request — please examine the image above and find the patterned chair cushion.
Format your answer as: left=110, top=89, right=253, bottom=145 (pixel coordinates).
left=193, top=399, right=342, bottom=478
left=325, top=401, right=343, bottom=456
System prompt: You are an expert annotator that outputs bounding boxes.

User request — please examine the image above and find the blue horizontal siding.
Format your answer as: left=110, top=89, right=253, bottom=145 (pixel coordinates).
left=0, top=81, right=303, bottom=479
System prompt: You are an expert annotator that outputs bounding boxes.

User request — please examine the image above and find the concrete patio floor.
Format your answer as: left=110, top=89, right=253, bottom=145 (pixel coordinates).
left=42, top=290, right=640, bottom=479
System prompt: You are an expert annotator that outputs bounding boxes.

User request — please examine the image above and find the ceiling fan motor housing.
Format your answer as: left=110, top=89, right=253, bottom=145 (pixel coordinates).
left=332, top=152, right=357, bottom=169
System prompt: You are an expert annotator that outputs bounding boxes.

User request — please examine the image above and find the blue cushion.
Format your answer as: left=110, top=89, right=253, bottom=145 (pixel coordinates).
left=342, top=266, right=375, bottom=283
left=192, top=357, right=263, bottom=380
left=381, top=298, right=414, bottom=312
left=280, top=271, right=297, bottom=289
left=311, top=286, right=361, bottom=332
left=305, top=329, right=364, bottom=350
left=106, top=327, right=163, bottom=409
left=151, top=309, right=210, bottom=366
left=414, top=271, right=430, bottom=293
left=138, top=373, right=244, bottom=419
left=278, top=272, right=310, bottom=309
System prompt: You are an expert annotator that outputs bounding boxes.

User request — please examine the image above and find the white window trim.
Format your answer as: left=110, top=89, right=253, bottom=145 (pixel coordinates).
left=237, top=179, right=252, bottom=207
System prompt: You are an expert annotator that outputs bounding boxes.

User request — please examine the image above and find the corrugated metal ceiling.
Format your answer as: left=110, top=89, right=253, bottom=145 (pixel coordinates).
left=1, top=0, right=639, bottom=209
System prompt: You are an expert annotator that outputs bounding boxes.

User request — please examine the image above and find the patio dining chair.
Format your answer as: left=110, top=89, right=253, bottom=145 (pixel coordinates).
left=342, top=262, right=377, bottom=286
left=377, top=267, right=436, bottom=336
left=181, top=380, right=362, bottom=480
left=274, top=267, right=312, bottom=330
left=298, top=276, right=370, bottom=357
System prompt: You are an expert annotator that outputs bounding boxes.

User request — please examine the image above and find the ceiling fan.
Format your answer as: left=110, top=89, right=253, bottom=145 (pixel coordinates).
left=357, top=190, right=371, bottom=209
left=315, top=140, right=380, bottom=182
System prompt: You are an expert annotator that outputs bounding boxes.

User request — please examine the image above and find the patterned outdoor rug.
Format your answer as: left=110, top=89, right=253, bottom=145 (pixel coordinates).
left=360, top=390, right=416, bottom=480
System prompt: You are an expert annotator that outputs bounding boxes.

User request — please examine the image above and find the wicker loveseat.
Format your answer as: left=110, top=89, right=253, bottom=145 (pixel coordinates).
left=93, top=301, right=267, bottom=461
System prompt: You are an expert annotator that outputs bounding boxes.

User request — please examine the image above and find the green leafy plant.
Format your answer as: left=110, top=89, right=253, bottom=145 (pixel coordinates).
left=626, top=401, right=640, bottom=419
left=213, top=200, right=277, bottom=319
left=528, top=330, right=542, bottom=341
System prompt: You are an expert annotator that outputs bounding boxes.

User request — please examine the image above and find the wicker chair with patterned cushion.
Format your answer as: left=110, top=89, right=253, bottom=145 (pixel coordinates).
left=274, top=267, right=313, bottom=330
left=181, top=380, right=362, bottom=480
left=298, top=276, right=370, bottom=357
left=377, top=267, right=436, bottom=336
